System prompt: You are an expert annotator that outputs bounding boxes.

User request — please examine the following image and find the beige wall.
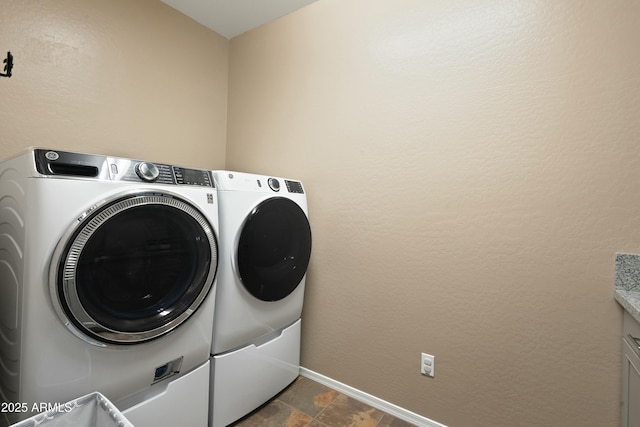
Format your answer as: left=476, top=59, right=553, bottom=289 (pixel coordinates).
left=0, top=0, right=228, bottom=169
left=3, top=1, right=640, bottom=426
left=227, top=1, right=640, bottom=425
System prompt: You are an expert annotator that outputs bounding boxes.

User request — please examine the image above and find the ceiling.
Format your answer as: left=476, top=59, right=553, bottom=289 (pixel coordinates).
left=160, top=0, right=319, bottom=39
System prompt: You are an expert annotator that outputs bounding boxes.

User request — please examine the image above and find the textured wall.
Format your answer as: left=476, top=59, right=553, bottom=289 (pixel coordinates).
left=227, top=1, right=640, bottom=425
left=0, top=0, right=228, bottom=168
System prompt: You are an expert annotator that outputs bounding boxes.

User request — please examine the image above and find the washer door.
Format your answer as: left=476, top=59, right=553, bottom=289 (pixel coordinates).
left=237, top=197, right=312, bottom=302
left=51, top=192, right=217, bottom=346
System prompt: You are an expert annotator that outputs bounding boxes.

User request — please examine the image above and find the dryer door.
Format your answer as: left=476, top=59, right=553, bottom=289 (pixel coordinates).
left=51, top=192, right=218, bottom=346
left=237, top=197, right=312, bottom=302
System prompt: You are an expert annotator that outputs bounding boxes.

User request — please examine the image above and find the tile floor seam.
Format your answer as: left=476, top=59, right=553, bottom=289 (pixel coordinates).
left=309, top=392, right=343, bottom=425
left=372, top=414, right=383, bottom=427
left=274, top=398, right=316, bottom=421
left=305, top=417, right=329, bottom=427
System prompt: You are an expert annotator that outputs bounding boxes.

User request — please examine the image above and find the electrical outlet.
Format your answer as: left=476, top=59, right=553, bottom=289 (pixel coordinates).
left=421, top=353, right=435, bottom=377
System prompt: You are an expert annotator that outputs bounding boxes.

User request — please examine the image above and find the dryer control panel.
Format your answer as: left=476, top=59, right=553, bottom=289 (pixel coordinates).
left=33, top=149, right=214, bottom=187
left=265, top=177, right=304, bottom=194
left=285, top=180, right=304, bottom=194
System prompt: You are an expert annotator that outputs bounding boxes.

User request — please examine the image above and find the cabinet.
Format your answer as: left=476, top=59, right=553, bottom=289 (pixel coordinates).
left=622, top=311, right=640, bottom=427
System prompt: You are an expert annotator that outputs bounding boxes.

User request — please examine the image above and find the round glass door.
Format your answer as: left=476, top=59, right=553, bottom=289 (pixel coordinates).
left=52, top=192, right=217, bottom=346
left=237, top=197, right=312, bottom=302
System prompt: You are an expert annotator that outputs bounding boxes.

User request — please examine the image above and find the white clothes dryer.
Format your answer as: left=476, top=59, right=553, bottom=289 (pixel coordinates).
left=0, top=148, right=219, bottom=427
left=209, top=171, right=312, bottom=427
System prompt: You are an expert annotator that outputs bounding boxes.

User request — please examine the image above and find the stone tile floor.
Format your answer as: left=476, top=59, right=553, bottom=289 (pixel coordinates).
left=230, top=376, right=418, bottom=427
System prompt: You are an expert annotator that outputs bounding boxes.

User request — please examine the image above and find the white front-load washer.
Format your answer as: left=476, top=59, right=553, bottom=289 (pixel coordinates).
left=209, top=171, right=312, bottom=427
left=0, top=148, right=219, bottom=427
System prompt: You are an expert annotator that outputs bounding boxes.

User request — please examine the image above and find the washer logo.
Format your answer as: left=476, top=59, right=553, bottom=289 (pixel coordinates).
left=45, top=151, right=59, bottom=161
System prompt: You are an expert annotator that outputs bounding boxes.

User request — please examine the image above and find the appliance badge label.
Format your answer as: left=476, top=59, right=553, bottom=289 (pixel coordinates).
left=1, top=401, right=76, bottom=415
left=45, top=151, right=59, bottom=161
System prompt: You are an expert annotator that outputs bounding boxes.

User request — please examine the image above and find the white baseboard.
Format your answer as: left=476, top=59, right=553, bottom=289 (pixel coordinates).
left=299, top=367, right=447, bottom=427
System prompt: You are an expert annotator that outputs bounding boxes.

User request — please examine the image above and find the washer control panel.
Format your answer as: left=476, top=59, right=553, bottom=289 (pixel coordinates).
left=174, top=167, right=213, bottom=187
left=33, top=149, right=214, bottom=187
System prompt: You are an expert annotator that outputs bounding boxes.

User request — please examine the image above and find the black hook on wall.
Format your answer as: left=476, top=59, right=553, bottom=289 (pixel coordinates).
left=1, top=52, right=14, bottom=78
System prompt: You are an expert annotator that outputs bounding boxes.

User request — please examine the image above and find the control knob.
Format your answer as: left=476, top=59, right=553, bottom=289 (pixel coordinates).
left=268, top=178, right=280, bottom=192
left=135, top=162, right=160, bottom=182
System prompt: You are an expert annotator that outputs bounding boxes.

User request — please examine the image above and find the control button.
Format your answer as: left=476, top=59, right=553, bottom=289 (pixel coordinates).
left=135, top=162, right=160, bottom=182
left=268, top=178, right=280, bottom=192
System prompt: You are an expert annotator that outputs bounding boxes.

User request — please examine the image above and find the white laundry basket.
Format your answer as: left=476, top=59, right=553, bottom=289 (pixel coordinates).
left=9, top=392, right=134, bottom=427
